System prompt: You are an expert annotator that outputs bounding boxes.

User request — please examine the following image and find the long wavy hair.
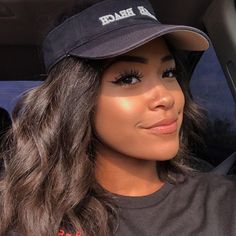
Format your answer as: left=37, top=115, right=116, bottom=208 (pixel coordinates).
left=0, top=49, right=204, bottom=235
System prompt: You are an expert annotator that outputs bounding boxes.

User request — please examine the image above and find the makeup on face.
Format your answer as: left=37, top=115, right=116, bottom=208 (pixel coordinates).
left=94, top=37, right=185, bottom=162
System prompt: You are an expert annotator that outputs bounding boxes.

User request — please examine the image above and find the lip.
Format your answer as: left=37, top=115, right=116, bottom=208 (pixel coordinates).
left=144, top=118, right=178, bottom=135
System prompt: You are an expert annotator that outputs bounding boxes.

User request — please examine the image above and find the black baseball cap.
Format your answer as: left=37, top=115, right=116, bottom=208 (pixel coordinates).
left=43, top=0, right=210, bottom=72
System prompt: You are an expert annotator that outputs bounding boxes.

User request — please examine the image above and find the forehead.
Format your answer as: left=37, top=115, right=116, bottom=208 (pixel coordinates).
left=102, top=37, right=174, bottom=70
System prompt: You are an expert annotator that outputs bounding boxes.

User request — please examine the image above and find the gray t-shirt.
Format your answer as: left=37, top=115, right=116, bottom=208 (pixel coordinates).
left=114, top=172, right=236, bottom=236
left=7, top=173, right=236, bottom=236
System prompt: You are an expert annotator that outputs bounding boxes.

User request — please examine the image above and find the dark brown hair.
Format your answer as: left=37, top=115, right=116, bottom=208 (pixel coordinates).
left=0, top=2, right=204, bottom=235
left=0, top=58, right=117, bottom=236
left=0, top=51, right=204, bottom=236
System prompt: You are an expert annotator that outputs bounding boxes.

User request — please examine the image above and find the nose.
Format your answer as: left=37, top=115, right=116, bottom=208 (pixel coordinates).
left=148, top=83, right=175, bottom=111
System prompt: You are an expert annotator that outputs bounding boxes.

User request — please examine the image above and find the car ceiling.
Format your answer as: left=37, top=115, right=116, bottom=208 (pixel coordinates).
left=0, top=0, right=213, bottom=81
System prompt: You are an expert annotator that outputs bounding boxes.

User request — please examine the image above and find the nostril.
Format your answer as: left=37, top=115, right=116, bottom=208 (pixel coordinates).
left=149, top=94, right=175, bottom=111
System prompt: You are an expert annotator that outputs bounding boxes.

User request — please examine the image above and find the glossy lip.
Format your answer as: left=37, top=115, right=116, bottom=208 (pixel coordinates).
left=144, top=118, right=178, bottom=135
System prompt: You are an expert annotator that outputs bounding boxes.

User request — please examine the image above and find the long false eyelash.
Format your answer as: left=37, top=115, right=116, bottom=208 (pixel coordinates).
left=112, top=68, right=144, bottom=85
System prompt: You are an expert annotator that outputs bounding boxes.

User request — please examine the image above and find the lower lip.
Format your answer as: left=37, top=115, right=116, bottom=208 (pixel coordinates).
left=146, top=121, right=178, bottom=135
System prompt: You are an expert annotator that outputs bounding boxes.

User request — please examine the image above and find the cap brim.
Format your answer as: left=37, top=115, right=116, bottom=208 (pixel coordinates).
left=69, top=23, right=210, bottom=59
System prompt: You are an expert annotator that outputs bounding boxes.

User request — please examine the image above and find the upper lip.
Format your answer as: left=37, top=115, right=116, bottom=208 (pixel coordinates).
left=144, top=118, right=178, bottom=129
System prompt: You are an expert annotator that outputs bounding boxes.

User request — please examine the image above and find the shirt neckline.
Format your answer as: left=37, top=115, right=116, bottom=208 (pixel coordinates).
left=112, top=181, right=174, bottom=209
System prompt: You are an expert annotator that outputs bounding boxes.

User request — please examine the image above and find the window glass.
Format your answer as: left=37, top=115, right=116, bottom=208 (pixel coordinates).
left=0, top=81, right=42, bottom=113
left=190, top=46, right=236, bottom=166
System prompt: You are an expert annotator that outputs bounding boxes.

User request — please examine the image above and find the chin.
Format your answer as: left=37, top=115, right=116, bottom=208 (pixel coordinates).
left=137, top=143, right=180, bottom=161
left=157, top=145, right=180, bottom=160
left=155, top=150, right=179, bottom=161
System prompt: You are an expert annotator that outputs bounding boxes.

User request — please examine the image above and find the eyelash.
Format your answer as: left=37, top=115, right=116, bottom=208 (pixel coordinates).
left=112, top=69, right=143, bottom=87
left=111, top=68, right=178, bottom=87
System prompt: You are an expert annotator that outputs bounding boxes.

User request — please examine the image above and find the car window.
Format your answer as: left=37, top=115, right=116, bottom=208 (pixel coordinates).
left=190, top=45, right=236, bottom=167
left=0, top=81, right=42, bottom=113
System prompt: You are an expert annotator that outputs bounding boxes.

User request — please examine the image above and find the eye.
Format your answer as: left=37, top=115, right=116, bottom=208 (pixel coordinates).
left=162, top=68, right=178, bottom=79
left=111, top=69, right=143, bottom=87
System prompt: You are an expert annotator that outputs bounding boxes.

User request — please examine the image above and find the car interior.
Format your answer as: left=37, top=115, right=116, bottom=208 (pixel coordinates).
left=0, top=0, right=235, bottom=174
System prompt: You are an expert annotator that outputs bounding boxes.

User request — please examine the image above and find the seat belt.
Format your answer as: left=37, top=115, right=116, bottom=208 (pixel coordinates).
left=211, top=152, right=236, bottom=175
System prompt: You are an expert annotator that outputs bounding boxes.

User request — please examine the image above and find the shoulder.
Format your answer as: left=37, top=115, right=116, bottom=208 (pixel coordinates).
left=175, top=172, right=236, bottom=203
left=160, top=172, right=236, bottom=234
left=184, top=172, right=236, bottom=189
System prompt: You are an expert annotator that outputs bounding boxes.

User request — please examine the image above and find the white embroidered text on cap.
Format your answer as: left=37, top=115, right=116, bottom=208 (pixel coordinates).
left=99, top=6, right=157, bottom=26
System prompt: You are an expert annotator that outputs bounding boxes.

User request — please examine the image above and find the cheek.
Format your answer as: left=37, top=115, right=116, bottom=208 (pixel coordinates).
left=171, top=81, right=185, bottom=114
left=177, top=89, right=185, bottom=113
left=94, top=91, right=184, bottom=161
left=94, top=95, right=144, bottom=144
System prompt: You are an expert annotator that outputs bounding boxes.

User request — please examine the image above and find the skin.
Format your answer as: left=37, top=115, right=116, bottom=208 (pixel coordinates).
left=94, top=38, right=185, bottom=196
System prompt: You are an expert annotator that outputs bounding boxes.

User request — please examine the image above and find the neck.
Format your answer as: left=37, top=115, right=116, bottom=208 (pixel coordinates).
left=95, top=145, right=164, bottom=197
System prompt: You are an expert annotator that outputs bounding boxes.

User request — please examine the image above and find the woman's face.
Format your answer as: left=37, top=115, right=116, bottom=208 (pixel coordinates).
left=94, top=38, right=185, bottom=161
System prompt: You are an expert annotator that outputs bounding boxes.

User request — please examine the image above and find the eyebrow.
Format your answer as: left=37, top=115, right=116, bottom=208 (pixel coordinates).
left=161, top=54, right=175, bottom=63
left=104, top=54, right=175, bottom=69
left=105, top=56, right=147, bottom=68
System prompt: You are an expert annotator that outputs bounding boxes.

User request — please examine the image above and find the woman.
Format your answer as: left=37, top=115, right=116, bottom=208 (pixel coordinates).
left=1, top=0, right=236, bottom=235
